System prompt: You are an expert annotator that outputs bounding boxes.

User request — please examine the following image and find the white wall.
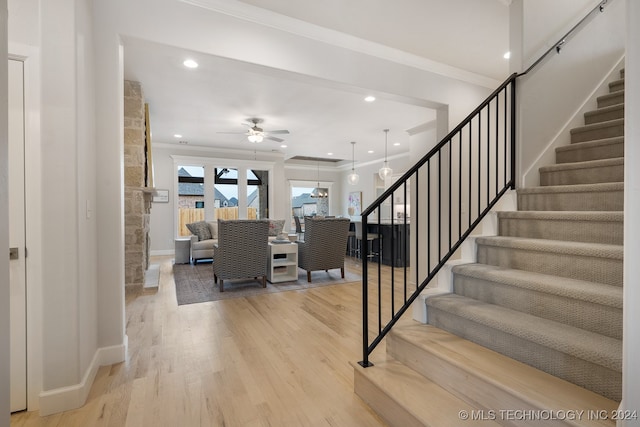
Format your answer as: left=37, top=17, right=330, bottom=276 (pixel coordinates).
left=521, top=0, right=601, bottom=66
left=623, top=0, right=640, bottom=422
left=513, top=0, right=625, bottom=187
left=1, top=1, right=10, bottom=425
left=6, top=0, right=121, bottom=415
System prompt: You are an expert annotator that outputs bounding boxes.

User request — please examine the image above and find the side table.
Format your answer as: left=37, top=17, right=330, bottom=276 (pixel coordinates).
left=174, top=238, right=191, bottom=264
left=267, top=242, right=298, bottom=283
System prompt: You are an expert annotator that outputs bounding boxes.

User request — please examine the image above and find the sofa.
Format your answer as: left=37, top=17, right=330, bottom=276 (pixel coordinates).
left=187, top=219, right=286, bottom=264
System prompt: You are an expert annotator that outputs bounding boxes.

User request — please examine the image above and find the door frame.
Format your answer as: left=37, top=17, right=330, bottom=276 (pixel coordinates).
left=9, top=42, right=43, bottom=412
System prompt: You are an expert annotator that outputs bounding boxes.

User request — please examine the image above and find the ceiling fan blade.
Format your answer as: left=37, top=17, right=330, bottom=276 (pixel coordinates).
left=265, top=135, right=284, bottom=143
left=266, top=129, right=289, bottom=135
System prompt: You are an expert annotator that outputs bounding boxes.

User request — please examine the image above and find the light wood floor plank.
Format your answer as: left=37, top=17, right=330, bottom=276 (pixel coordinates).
left=12, top=256, right=389, bottom=426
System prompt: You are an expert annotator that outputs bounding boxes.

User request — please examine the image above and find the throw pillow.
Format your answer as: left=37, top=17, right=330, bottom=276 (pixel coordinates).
left=267, top=219, right=285, bottom=236
left=186, top=221, right=212, bottom=241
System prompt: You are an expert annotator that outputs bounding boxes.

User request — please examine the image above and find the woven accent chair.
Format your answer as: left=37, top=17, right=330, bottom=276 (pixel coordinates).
left=297, top=217, right=350, bottom=283
left=213, top=219, right=269, bottom=292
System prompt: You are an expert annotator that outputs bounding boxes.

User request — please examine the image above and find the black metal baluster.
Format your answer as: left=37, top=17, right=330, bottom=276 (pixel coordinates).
left=427, top=161, right=431, bottom=273
left=478, top=111, right=481, bottom=218
left=459, top=131, right=462, bottom=240
left=438, top=149, right=442, bottom=263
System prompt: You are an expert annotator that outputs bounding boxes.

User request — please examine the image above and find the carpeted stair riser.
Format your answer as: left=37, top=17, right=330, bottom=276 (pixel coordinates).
left=584, top=103, right=624, bottom=125
left=609, top=79, right=624, bottom=93
left=570, top=118, right=624, bottom=143
left=476, top=236, right=623, bottom=287
left=556, top=137, right=624, bottom=164
left=597, top=91, right=624, bottom=108
left=451, top=263, right=622, bottom=339
left=517, top=182, right=623, bottom=211
left=497, top=211, right=623, bottom=245
left=539, top=158, right=623, bottom=186
left=425, top=295, right=621, bottom=401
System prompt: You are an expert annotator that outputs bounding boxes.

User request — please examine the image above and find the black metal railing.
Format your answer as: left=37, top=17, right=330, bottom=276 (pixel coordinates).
left=358, top=0, right=615, bottom=368
left=358, top=74, right=516, bottom=367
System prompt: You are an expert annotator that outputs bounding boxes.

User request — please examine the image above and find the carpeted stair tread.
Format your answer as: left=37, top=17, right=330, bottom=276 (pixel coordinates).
left=451, top=263, right=622, bottom=339
left=497, top=210, right=623, bottom=222
left=497, top=210, right=623, bottom=244
left=608, top=78, right=624, bottom=92
left=476, top=236, right=622, bottom=286
left=517, top=182, right=623, bottom=211
left=517, top=182, right=623, bottom=195
left=388, top=324, right=619, bottom=426
left=540, top=157, right=623, bottom=173
left=597, top=91, right=624, bottom=108
left=426, top=294, right=621, bottom=373
left=475, top=236, right=623, bottom=260
left=452, top=263, right=622, bottom=309
left=352, top=357, right=502, bottom=427
left=584, top=103, right=624, bottom=125
left=556, top=136, right=624, bottom=163
left=570, top=118, right=624, bottom=143
left=539, top=157, right=623, bottom=186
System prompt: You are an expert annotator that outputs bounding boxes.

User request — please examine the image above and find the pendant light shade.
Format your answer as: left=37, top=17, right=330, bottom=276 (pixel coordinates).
left=378, top=129, right=393, bottom=180
left=347, top=141, right=359, bottom=185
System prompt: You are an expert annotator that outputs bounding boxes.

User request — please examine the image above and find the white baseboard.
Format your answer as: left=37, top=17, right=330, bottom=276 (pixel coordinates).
left=38, top=339, right=127, bottom=416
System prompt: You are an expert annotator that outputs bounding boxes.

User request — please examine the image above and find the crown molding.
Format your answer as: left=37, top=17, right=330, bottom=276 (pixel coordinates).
left=179, top=0, right=500, bottom=89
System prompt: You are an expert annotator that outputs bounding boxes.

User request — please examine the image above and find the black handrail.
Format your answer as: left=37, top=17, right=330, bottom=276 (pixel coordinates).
left=359, top=0, right=616, bottom=369
left=520, top=0, right=612, bottom=77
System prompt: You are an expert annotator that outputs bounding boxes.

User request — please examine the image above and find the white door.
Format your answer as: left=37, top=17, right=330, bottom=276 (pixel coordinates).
left=9, top=58, right=27, bottom=412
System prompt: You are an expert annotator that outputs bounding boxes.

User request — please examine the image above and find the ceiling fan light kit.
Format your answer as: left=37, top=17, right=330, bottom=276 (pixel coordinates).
left=347, top=140, right=359, bottom=185
left=217, top=117, right=289, bottom=143
left=378, top=129, right=393, bottom=180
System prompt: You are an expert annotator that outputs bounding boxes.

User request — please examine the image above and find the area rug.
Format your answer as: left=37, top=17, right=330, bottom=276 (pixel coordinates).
left=173, top=262, right=362, bottom=305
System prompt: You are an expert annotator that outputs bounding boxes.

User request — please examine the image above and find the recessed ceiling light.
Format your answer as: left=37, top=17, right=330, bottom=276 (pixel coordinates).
left=174, top=134, right=182, bottom=138
left=503, top=51, right=511, bottom=59
left=183, top=59, right=198, bottom=69
left=368, top=150, right=374, bottom=154
left=364, top=96, right=376, bottom=102
left=394, top=142, right=400, bottom=146
left=327, top=152, right=333, bottom=156
left=280, top=144, right=287, bottom=148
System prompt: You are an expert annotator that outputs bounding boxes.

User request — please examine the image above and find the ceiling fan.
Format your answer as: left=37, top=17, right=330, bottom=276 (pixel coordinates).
left=218, top=118, right=290, bottom=143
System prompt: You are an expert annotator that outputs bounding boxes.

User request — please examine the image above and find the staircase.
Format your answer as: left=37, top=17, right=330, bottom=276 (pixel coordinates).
left=354, top=70, right=624, bottom=426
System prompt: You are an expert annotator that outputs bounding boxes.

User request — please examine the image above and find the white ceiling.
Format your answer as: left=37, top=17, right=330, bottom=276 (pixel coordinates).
left=122, top=0, right=510, bottom=164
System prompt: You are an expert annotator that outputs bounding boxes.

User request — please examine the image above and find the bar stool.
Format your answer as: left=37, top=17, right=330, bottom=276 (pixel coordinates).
left=347, top=229, right=356, bottom=256
left=354, top=222, right=379, bottom=260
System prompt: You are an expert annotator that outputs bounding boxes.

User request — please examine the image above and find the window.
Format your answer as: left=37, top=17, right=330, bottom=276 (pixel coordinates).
left=177, top=165, right=204, bottom=236
left=174, top=158, right=274, bottom=235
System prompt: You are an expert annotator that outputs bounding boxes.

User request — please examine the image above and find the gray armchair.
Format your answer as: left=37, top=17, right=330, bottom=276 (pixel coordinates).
left=297, top=217, right=350, bottom=282
left=213, top=219, right=269, bottom=292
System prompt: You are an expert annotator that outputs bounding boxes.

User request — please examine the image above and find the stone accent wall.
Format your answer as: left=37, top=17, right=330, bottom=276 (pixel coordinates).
left=124, top=80, right=153, bottom=288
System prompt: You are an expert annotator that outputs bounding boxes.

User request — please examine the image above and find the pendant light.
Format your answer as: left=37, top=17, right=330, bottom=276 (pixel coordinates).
left=311, top=162, right=328, bottom=198
left=347, top=141, right=359, bottom=185
left=378, top=129, right=393, bottom=180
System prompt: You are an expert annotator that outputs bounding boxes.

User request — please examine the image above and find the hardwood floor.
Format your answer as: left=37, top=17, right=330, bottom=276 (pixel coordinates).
left=11, top=256, right=391, bottom=427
